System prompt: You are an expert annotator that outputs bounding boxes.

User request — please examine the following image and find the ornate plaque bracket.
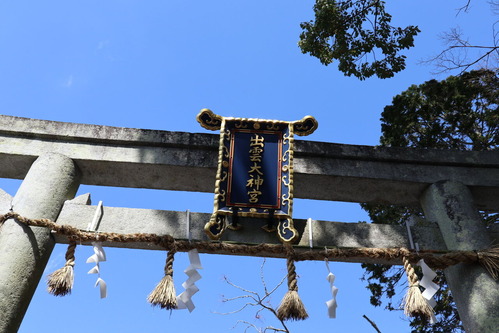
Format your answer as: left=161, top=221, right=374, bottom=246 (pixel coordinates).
left=198, top=109, right=318, bottom=243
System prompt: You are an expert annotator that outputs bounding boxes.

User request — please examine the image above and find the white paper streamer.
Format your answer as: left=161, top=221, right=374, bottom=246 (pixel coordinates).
left=307, top=218, right=313, bottom=248
left=325, top=261, right=339, bottom=318
left=176, top=249, right=202, bottom=312
left=95, top=277, right=107, bottom=299
left=405, top=220, right=415, bottom=250
left=186, top=210, right=191, bottom=242
left=419, top=259, right=438, bottom=323
left=87, top=201, right=103, bottom=232
left=86, top=242, right=107, bottom=299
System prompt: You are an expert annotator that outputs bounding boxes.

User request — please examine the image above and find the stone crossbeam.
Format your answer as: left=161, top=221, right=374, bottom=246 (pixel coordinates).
left=2, top=116, right=498, bottom=333
left=27, top=195, right=499, bottom=265
left=1, top=115, right=499, bottom=210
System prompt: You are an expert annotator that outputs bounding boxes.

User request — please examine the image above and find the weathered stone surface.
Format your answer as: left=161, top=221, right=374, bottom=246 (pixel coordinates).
left=1, top=115, right=498, bottom=210
left=0, top=153, right=80, bottom=333
left=0, top=189, right=12, bottom=212
left=68, top=193, right=91, bottom=205
left=421, top=181, right=499, bottom=333
left=1, top=116, right=499, bottom=332
left=54, top=201, right=499, bottom=265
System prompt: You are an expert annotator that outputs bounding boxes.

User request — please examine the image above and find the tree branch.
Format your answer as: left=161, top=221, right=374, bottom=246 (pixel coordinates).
left=457, top=0, right=472, bottom=15
left=420, top=31, right=499, bottom=74
left=363, top=314, right=382, bottom=333
left=217, top=260, right=290, bottom=332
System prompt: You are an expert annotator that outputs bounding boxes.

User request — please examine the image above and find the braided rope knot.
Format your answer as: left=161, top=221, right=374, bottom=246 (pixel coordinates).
left=64, top=241, right=77, bottom=267
left=287, top=256, right=298, bottom=291
left=165, top=247, right=177, bottom=277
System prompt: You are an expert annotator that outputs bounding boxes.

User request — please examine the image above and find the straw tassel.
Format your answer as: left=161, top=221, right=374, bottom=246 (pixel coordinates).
left=47, top=241, right=77, bottom=296
left=277, top=244, right=308, bottom=321
left=148, top=247, right=178, bottom=310
left=402, top=256, right=434, bottom=320
left=477, top=247, right=499, bottom=280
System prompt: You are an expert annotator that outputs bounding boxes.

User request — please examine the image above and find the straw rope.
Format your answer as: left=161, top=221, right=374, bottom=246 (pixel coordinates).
left=64, top=241, right=77, bottom=267
left=402, top=256, right=434, bottom=319
left=147, top=244, right=178, bottom=310
left=403, top=256, right=420, bottom=290
left=165, top=247, right=176, bottom=277
left=1, top=212, right=498, bottom=278
left=277, top=243, right=308, bottom=321
left=286, top=248, right=298, bottom=292
left=47, top=241, right=77, bottom=296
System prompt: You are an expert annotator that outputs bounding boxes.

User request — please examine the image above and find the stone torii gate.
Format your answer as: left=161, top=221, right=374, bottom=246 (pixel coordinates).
left=0, top=115, right=498, bottom=332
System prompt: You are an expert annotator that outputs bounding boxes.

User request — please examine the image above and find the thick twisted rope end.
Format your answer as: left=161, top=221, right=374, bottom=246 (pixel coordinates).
left=0, top=212, right=11, bottom=225
left=47, top=241, right=77, bottom=296
left=277, top=244, right=308, bottom=321
left=147, top=247, right=178, bottom=310
left=402, top=256, right=434, bottom=320
left=477, top=247, right=499, bottom=280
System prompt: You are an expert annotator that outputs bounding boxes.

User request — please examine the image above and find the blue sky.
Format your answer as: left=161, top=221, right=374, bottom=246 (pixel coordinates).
left=0, top=1, right=496, bottom=332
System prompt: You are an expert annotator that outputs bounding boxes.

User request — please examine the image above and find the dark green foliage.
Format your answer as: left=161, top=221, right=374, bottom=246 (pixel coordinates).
left=381, top=69, right=499, bottom=150
left=362, top=69, right=499, bottom=332
left=299, top=0, right=420, bottom=79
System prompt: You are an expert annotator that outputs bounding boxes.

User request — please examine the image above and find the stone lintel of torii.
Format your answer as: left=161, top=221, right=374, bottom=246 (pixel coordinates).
left=0, top=114, right=498, bottom=332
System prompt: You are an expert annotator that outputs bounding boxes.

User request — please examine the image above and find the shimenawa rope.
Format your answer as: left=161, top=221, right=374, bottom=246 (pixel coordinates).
left=1, top=212, right=498, bottom=277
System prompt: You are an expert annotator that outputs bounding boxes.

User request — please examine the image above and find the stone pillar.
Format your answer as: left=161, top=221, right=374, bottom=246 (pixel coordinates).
left=0, top=153, right=80, bottom=333
left=420, top=181, right=499, bottom=333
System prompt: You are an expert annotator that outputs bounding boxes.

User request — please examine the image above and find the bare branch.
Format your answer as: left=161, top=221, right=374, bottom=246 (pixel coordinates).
left=260, top=259, right=269, bottom=295
left=218, top=259, right=290, bottom=333
left=457, top=0, right=472, bottom=15
left=223, top=275, right=259, bottom=297
left=260, top=274, right=287, bottom=304
left=233, top=320, right=262, bottom=333
left=420, top=26, right=499, bottom=74
left=214, top=302, right=256, bottom=316
left=420, top=1, right=499, bottom=74
left=489, top=1, right=499, bottom=15
left=222, top=294, right=257, bottom=303
left=263, top=327, right=288, bottom=332
left=363, top=314, right=382, bottom=333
